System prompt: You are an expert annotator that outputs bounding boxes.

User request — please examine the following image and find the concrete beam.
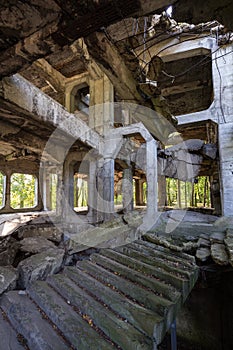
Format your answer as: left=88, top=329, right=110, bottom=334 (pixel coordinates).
left=0, top=74, right=102, bottom=154
left=85, top=32, right=143, bottom=102
left=33, top=59, right=66, bottom=93
left=0, top=0, right=174, bottom=78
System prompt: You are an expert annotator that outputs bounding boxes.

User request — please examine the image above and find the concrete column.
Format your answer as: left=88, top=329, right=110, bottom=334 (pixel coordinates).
left=158, top=175, right=167, bottom=207
left=4, top=171, right=11, bottom=211
left=219, top=122, right=233, bottom=216
left=89, top=74, right=114, bottom=136
left=96, top=158, right=114, bottom=221
left=87, top=160, right=98, bottom=223
left=102, top=158, right=115, bottom=220
left=122, top=166, right=134, bottom=213
left=135, top=179, right=144, bottom=206
left=56, top=170, right=64, bottom=217
left=210, top=175, right=221, bottom=215
left=144, top=139, right=157, bottom=228
left=41, top=165, right=51, bottom=211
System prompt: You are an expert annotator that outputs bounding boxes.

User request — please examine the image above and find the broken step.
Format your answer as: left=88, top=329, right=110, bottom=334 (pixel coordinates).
left=98, top=249, right=181, bottom=303
left=28, top=280, right=113, bottom=350
left=141, top=239, right=196, bottom=264
left=62, top=266, right=166, bottom=343
left=130, top=241, right=196, bottom=271
left=94, top=248, right=191, bottom=300
left=0, top=310, right=26, bottom=350
left=47, top=273, right=152, bottom=350
left=0, top=291, right=69, bottom=350
left=115, top=245, right=194, bottom=283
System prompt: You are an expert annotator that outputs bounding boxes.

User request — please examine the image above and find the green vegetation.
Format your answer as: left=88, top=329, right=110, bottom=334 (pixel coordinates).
left=10, top=173, right=37, bottom=209
left=50, top=173, right=57, bottom=210
left=74, top=176, right=88, bottom=208
left=166, top=176, right=211, bottom=208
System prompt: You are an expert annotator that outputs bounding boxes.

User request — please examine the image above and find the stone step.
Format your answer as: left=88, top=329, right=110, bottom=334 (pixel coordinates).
left=141, top=236, right=195, bottom=265
left=95, top=250, right=181, bottom=303
left=47, top=272, right=152, bottom=350
left=0, top=310, right=26, bottom=350
left=79, top=258, right=175, bottom=322
left=28, top=280, right=113, bottom=350
left=139, top=239, right=197, bottom=264
left=63, top=266, right=165, bottom=342
left=0, top=291, right=70, bottom=350
left=130, top=241, right=196, bottom=271
left=125, top=243, right=198, bottom=290
left=94, top=247, right=190, bottom=299
left=115, top=245, right=192, bottom=281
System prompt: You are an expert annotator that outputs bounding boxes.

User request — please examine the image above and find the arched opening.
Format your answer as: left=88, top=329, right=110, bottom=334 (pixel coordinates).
left=70, top=83, right=90, bottom=118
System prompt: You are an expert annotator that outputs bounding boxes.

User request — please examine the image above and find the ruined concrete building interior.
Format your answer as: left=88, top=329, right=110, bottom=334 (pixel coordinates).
left=1, top=1, right=233, bottom=349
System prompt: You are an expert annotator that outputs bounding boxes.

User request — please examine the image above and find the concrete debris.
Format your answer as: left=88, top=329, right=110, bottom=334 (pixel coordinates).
left=149, top=13, right=233, bottom=45
left=0, top=237, right=19, bottom=266
left=196, top=247, right=211, bottom=262
left=19, top=237, right=57, bottom=254
left=211, top=243, right=229, bottom=266
left=17, top=224, right=62, bottom=243
left=210, top=231, right=225, bottom=243
left=0, top=266, right=17, bottom=295
left=17, top=248, right=65, bottom=289
left=198, top=237, right=211, bottom=248
left=224, top=236, right=233, bottom=267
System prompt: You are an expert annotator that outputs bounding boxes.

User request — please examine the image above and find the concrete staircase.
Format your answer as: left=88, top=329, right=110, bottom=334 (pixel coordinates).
left=0, top=238, right=199, bottom=350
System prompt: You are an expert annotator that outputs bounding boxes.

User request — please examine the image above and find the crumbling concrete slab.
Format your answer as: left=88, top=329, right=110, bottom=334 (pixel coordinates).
left=17, top=249, right=64, bottom=288
left=66, top=225, right=138, bottom=254
left=198, top=237, right=211, bottom=248
left=210, top=231, right=226, bottom=243
left=19, top=237, right=56, bottom=254
left=0, top=266, right=17, bottom=295
left=224, top=236, right=233, bottom=266
left=211, top=243, right=229, bottom=266
left=18, top=225, right=62, bottom=243
left=0, top=237, right=19, bottom=266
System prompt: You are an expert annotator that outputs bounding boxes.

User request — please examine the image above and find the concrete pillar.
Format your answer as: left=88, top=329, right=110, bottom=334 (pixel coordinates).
left=87, top=160, right=98, bottom=223
left=96, top=158, right=115, bottom=221
left=89, top=74, right=114, bottom=136
left=102, top=158, right=115, bottom=220
left=135, top=179, right=144, bottom=206
left=158, top=175, right=167, bottom=207
left=122, top=165, right=134, bottom=213
left=144, top=139, right=158, bottom=228
left=41, top=165, right=51, bottom=211
left=219, top=122, right=233, bottom=216
left=4, top=171, right=11, bottom=211
left=56, top=170, right=64, bottom=217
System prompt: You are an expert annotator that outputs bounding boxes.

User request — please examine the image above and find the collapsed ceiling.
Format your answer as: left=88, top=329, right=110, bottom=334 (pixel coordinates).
left=0, top=0, right=232, bottom=162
